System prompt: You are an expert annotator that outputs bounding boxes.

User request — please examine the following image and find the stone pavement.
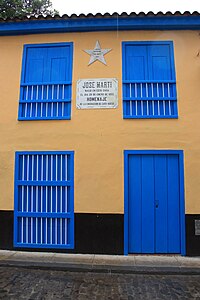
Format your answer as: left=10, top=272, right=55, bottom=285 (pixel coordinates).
left=0, top=250, right=200, bottom=274
left=0, top=266, right=200, bottom=299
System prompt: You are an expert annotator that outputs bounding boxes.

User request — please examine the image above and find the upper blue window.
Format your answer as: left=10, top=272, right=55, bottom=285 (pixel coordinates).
left=122, top=41, right=178, bottom=119
left=18, top=43, right=73, bottom=120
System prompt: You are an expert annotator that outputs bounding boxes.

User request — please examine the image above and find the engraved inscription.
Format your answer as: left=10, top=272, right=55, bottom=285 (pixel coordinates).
left=76, top=78, right=118, bottom=109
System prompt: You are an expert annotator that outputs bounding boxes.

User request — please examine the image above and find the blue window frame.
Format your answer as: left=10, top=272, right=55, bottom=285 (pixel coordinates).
left=122, top=41, right=178, bottom=119
left=14, top=151, right=74, bottom=249
left=18, top=43, right=73, bottom=120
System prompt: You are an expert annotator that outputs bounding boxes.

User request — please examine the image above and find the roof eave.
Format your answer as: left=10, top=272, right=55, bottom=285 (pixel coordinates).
left=0, top=15, right=200, bottom=36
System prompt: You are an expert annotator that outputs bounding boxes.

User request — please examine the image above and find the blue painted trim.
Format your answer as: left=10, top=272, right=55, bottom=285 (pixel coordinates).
left=20, top=45, right=27, bottom=91
left=16, top=150, right=74, bottom=155
left=16, top=212, right=73, bottom=218
left=1, top=16, right=200, bottom=36
left=69, top=43, right=73, bottom=102
left=17, top=180, right=72, bottom=186
left=70, top=152, right=75, bottom=249
left=122, top=42, right=126, bottom=89
left=122, top=41, right=175, bottom=46
left=124, top=151, right=129, bottom=255
left=15, top=243, right=74, bottom=249
left=18, top=117, right=71, bottom=121
left=19, top=99, right=71, bottom=103
left=21, top=81, right=71, bottom=86
left=14, top=152, right=19, bottom=248
left=125, top=150, right=183, bottom=155
left=169, top=41, right=176, bottom=81
left=123, top=97, right=177, bottom=101
left=123, top=115, right=178, bottom=119
left=179, top=151, right=186, bottom=256
left=18, top=44, right=27, bottom=121
left=14, top=150, right=75, bottom=249
left=123, top=79, right=176, bottom=83
left=23, top=42, right=73, bottom=49
left=124, top=149, right=186, bottom=255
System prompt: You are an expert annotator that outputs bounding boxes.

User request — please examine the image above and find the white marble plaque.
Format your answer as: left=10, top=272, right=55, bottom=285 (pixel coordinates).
left=76, top=78, right=118, bottom=109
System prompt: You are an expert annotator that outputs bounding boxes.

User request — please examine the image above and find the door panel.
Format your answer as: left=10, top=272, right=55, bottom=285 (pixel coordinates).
left=167, top=155, right=180, bottom=253
left=141, top=155, right=155, bottom=253
left=154, top=155, right=168, bottom=253
left=128, top=155, right=142, bottom=253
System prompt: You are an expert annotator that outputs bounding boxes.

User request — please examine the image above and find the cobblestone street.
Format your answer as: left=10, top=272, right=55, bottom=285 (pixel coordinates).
left=0, top=267, right=200, bottom=300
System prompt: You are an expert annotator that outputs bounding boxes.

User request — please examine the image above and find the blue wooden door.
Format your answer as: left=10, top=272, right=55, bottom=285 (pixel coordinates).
left=128, top=154, right=181, bottom=253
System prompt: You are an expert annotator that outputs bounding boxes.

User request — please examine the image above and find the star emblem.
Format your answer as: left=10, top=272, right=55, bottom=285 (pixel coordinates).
left=84, top=41, right=112, bottom=66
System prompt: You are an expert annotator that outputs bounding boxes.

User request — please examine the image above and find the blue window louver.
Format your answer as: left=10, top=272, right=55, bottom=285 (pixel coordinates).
left=122, top=41, right=178, bottom=119
left=14, top=151, right=74, bottom=249
left=18, top=43, right=73, bottom=120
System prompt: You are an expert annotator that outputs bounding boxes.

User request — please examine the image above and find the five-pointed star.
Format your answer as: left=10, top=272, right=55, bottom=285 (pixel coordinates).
left=84, top=41, right=112, bottom=65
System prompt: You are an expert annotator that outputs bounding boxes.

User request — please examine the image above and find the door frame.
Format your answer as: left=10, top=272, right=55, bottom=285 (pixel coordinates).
left=124, top=150, right=186, bottom=255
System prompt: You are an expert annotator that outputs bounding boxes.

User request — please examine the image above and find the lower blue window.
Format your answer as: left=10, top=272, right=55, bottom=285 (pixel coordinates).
left=14, top=151, right=74, bottom=249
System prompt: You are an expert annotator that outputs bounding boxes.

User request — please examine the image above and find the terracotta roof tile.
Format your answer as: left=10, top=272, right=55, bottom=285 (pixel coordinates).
left=0, top=11, right=199, bottom=22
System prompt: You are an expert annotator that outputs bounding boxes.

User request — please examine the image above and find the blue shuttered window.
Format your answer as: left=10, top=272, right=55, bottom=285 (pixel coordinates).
left=18, top=43, right=73, bottom=120
left=122, top=41, right=178, bottom=119
left=14, top=151, right=74, bottom=249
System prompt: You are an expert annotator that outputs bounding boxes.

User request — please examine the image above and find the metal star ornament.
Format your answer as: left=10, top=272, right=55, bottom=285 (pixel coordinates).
left=84, top=41, right=112, bottom=66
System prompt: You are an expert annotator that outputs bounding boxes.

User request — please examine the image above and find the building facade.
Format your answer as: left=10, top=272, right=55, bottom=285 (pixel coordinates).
left=0, top=12, right=200, bottom=255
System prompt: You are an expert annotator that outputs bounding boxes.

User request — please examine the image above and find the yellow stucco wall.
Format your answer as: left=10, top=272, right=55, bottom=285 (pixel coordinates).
left=0, top=30, right=199, bottom=213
